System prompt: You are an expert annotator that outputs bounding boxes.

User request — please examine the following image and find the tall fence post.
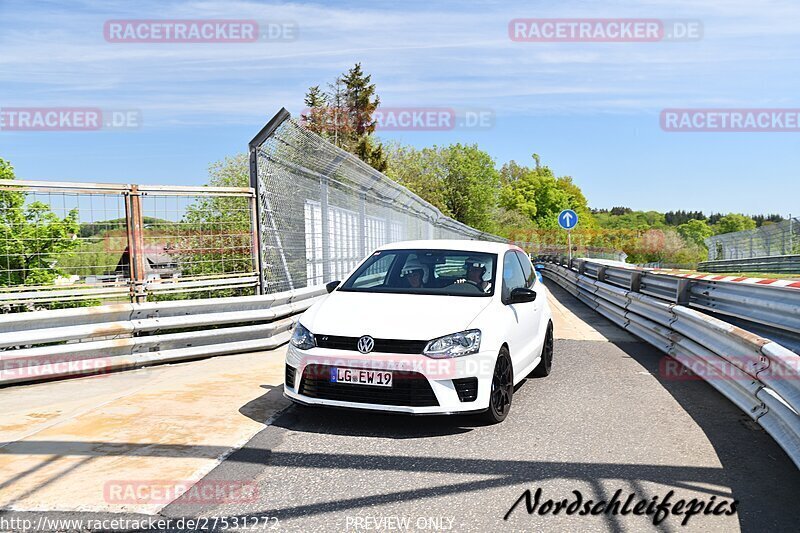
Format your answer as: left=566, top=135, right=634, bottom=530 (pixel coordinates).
left=358, top=191, right=367, bottom=260
left=248, top=147, right=263, bottom=293
left=125, top=184, right=146, bottom=304
left=248, top=108, right=293, bottom=293
left=248, top=194, right=262, bottom=295
left=385, top=214, right=392, bottom=246
left=320, top=177, right=331, bottom=283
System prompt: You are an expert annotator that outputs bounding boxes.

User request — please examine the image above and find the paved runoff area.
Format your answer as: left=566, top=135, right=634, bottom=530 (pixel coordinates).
left=1, top=280, right=799, bottom=532
left=0, top=349, right=288, bottom=515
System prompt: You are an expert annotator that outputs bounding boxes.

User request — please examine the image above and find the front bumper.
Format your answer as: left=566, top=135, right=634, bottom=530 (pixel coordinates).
left=284, top=344, right=497, bottom=415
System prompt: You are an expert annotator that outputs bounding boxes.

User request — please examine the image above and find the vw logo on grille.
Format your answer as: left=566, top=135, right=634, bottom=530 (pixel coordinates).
left=357, top=335, right=375, bottom=354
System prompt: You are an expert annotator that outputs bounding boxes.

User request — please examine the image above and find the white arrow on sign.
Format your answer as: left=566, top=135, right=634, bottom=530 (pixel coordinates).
left=561, top=211, right=574, bottom=226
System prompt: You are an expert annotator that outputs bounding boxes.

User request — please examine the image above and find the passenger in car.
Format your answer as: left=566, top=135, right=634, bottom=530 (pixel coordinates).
left=455, top=257, right=491, bottom=292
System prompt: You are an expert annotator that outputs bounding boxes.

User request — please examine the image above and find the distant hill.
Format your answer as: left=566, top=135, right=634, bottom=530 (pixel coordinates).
left=79, top=217, right=177, bottom=238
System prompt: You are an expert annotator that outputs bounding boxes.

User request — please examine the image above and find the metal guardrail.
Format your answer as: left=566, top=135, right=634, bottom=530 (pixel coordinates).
left=698, top=255, right=800, bottom=274
left=0, top=285, right=326, bottom=386
left=539, top=258, right=800, bottom=469
left=537, top=254, right=800, bottom=354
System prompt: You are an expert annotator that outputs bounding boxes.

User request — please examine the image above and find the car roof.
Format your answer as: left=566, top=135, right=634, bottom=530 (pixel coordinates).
left=374, top=239, right=521, bottom=255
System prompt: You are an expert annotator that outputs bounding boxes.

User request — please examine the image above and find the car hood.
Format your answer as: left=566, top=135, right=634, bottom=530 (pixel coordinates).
left=301, top=290, right=493, bottom=340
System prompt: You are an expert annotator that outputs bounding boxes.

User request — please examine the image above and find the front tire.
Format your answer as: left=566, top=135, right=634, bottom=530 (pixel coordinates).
left=530, top=321, right=554, bottom=378
left=483, top=347, right=513, bottom=424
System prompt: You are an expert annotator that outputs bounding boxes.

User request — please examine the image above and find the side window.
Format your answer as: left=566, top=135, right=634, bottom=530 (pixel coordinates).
left=352, top=254, right=394, bottom=288
left=502, top=251, right=526, bottom=302
left=515, top=251, right=536, bottom=288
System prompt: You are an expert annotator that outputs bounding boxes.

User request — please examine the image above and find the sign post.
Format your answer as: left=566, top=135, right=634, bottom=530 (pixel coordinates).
left=558, top=209, right=579, bottom=261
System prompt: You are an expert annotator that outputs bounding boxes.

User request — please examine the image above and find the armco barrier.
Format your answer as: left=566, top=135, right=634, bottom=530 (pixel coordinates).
left=0, top=285, right=326, bottom=385
left=537, top=254, right=800, bottom=354
left=540, top=259, right=800, bottom=469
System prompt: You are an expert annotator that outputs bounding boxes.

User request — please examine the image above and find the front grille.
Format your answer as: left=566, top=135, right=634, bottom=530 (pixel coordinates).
left=453, top=378, right=478, bottom=402
left=285, top=365, right=296, bottom=389
left=299, top=364, right=439, bottom=407
left=315, top=335, right=428, bottom=354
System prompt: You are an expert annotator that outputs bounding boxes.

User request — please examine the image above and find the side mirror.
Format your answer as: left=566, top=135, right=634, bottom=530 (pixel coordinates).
left=534, top=264, right=545, bottom=272
left=509, top=287, right=537, bottom=304
left=325, top=280, right=340, bottom=293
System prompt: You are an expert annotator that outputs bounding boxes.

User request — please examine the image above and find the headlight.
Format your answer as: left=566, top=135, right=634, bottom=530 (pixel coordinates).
left=291, top=322, right=315, bottom=350
left=423, top=329, right=481, bottom=359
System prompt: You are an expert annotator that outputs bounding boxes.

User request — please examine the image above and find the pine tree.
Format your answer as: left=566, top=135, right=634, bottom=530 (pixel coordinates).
left=301, top=85, right=328, bottom=136
left=300, top=63, right=387, bottom=172
left=341, top=63, right=380, bottom=138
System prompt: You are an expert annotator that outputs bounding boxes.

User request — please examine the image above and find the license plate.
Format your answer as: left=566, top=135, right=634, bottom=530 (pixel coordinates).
left=330, top=367, right=393, bottom=387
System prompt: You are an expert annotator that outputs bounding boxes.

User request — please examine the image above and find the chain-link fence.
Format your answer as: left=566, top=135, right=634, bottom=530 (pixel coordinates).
left=705, top=218, right=799, bottom=260
left=250, top=108, right=504, bottom=294
left=0, top=180, right=258, bottom=311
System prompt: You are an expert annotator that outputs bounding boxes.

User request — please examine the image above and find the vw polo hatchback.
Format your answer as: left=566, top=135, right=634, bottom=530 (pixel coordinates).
left=284, top=240, right=554, bottom=423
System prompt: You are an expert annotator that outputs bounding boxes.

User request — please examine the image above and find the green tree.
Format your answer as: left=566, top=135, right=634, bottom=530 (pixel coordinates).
left=302, top=63, right=388, bottom=171
left=714, top=213, right=757, bottom=235
left=498, top=155, right=593, bottom=229
left=173, top=154, right=253, bottom=280
left=677, top=219, right=714, bottom=247
left=386, top=143, right=499, bottom=232
left=385, top=144, right=451, bottom=216
left=301, top=85, right=328, bottom=136
left=0, top=158, right=81, bottom=286
left=498, top=160, right=540, bottom=220
left=440, top=144, right=499, bottom=232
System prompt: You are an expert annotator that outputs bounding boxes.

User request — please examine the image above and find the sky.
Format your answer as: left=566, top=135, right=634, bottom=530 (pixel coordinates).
left=1, top=0, right=799, bottom=216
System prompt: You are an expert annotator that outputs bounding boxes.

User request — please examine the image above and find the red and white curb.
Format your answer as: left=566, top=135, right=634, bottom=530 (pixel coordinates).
left=654, top=270, right=800, bottom=289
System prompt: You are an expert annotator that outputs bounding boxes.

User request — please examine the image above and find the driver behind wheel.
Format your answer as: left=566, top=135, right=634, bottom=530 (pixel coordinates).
left=400, top=257, right=428, bottom=288
left=455, top=257, right=491, bottom=292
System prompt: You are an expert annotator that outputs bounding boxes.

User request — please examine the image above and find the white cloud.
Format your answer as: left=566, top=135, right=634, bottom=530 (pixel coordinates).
left=0, top=0, right=798, bottom=124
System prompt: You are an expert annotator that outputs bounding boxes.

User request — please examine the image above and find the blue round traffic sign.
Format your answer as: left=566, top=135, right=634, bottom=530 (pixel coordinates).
left=558, top=209, right=579, bottom=230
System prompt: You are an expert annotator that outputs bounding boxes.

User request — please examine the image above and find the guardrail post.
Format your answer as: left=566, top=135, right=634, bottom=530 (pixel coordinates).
left=596, top=266, right=607, bottom=283
left=578, top=261, right=586, bottom=276
left=676, top=278, right=693, bottom=305
left=630, top=271, right=642, bottom=293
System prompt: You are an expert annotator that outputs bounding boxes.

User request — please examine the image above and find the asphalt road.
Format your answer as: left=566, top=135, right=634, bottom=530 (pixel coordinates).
left=3, top=282, right=799, bottom=532
left=158, top=335, right=799, bottom=533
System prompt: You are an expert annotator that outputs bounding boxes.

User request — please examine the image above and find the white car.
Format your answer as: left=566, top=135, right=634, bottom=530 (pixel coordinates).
left=284, top=240, right=554, bottom=423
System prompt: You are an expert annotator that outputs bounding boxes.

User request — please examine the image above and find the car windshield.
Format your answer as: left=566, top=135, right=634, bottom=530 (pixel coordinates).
left=338, top=249, right=497, bottom=297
